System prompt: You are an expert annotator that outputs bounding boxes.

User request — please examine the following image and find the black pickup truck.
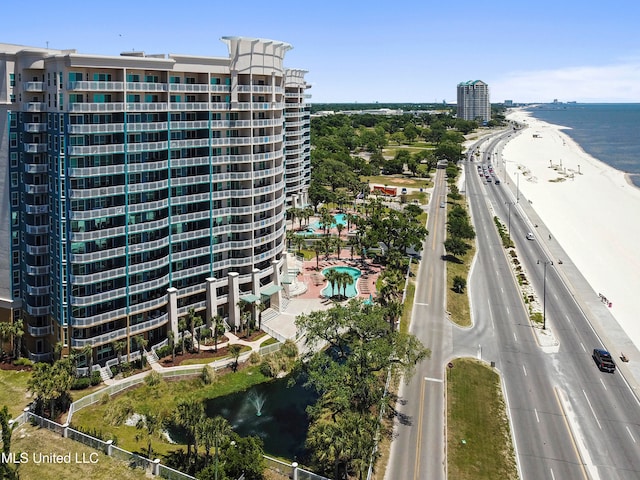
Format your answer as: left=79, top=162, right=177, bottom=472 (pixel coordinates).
left=593, top=348, right=616, bottom=373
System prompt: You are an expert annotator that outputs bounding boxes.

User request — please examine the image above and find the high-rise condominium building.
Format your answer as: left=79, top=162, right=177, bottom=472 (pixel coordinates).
left=0, top=36, right=310, bottom=364
left=457, top=80, right=490, bottom=124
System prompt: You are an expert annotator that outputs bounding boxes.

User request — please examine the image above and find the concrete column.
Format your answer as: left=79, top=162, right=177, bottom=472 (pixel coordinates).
left=152, top=458, right=161, bottom=476
left=106, top=439, right=113, bottom=456
left=167, top=287, right=179, bottom=339
left=251, top=268, right=260, bottom=296
left=62, top=422, right=69, bottom=438
left=272, top=259, right=282, bottom=310
left=292, top=462, right=299, bottom=480
left=205, top=277, right=217, bottom=327
left=228, top=272, right=240, bottom=330
left=252, top=268, right=260, bottom=324
left=292, top=193, right=299, bottom=209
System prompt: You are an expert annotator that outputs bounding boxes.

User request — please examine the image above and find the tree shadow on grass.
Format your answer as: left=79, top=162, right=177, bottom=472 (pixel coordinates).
left=441, top=254, right=463, bottom=264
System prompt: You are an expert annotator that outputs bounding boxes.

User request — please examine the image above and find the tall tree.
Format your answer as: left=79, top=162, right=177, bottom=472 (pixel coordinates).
left=174, top=397, right=204, bottom=460
left=211, top=315, right=225, bottom=352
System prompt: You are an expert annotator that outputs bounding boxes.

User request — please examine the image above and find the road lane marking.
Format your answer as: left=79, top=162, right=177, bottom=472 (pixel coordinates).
left=599, top=378, right=607, bottom=391
left=553, top=388, right=591, bottom=479
left=414, top=302, right=429, bottom=306
left=413, top=377, right=426, bottom=480
left=626, top=426, right=636, bottom=443
left=522, top=365, right=527, bottom=376
left=550, top=468, right=556, bottom=480
left=583, top=390, right=602, bottom=430
left=534, top=408, right=540, bottom=423
left=580, top=342, right=586, bottom=353
left=513, top=332, right=518, bottom=342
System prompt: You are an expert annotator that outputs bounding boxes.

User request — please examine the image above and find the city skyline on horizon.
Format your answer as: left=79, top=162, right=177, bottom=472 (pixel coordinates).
left=3, top=0, right=640, bottom=104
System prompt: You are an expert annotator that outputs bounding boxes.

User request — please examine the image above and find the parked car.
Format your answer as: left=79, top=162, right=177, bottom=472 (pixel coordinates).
left=593, top=348, right=616, bottom=372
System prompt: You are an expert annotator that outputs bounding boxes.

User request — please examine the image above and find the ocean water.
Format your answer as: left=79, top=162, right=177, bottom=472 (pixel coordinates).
left=525, top=104, right=640, bottom=188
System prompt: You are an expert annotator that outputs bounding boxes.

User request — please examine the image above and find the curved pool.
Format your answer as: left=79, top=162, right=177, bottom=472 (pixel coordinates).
left=321, top=266, right=361, bottom=298
left=310, top=213, right=347, bottom=231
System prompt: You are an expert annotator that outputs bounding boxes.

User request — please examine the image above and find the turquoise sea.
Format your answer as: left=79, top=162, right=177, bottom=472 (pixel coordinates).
left=525, top=103, right=640, bottom=188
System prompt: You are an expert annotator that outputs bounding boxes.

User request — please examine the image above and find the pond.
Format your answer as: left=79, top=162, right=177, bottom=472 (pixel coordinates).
left=204, top=374, right=317, bottom=462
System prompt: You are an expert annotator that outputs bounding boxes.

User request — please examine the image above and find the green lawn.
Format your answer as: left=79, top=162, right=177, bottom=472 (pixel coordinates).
left=361, top=175, right=429, bottom=189
left=0, top=369, right=33, bottom=417
left=447, top=359, right=517, bottom=480
left=72, top=365, right=270, bottom=456
left=11, top=423, right=150, bottom=480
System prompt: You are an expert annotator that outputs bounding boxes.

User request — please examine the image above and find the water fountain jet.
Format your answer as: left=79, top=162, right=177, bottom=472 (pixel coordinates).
left=248, top=390, right=266, bottom=417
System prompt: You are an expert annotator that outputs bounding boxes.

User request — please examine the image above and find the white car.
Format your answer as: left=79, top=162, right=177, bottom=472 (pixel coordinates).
left=526, top=232, right=535, bottom=240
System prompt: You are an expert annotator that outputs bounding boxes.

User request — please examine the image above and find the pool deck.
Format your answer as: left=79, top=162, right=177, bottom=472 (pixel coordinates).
left=260, top=248, right=383, bottom=342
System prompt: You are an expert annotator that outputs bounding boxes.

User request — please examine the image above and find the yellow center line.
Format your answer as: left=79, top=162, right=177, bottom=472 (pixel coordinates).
left=553, top=387, right=589, bottom=480
left=414, top=377, right=427, bottom=480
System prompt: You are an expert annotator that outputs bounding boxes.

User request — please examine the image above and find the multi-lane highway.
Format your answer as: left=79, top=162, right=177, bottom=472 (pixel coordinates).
left=385, top=127, right=640, bottom=479
left=470, top=129, right=640, bottom=479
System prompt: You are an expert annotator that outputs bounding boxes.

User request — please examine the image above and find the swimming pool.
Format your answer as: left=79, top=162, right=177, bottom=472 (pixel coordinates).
left=321, top=266, right=361, bottom=298
left=310, top=213, right=347, bottom=231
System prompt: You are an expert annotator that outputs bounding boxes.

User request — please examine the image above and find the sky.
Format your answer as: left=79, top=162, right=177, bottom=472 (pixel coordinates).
left=4, top=0, right=640, bottom=104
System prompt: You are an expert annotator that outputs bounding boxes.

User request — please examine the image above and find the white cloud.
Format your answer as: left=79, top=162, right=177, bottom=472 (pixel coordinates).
left=491, top=61, right=640, bottom=103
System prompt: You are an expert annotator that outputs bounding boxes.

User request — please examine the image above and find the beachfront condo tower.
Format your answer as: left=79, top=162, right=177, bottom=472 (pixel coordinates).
left=457, top=80, right=490, bottom=124
left=0, top=37, right=310, bottom=364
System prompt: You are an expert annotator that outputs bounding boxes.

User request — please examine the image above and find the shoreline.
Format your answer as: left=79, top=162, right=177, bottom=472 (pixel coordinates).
left=503, top=109, right=640, bottom=353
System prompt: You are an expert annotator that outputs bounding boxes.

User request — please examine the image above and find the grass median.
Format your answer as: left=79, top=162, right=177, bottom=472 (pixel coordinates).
left=447, top=358, right=517, bottom=480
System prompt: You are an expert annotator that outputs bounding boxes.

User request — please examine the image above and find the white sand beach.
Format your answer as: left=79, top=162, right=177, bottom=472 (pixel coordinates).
left=502, top=109, right=640, bottom=351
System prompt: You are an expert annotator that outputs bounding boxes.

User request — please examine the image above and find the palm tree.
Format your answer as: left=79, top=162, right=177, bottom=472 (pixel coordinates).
left=135, top=407, right=163, bottom=459
left=293, top=234, right=306, bottom=254
left=211, top=315, right=225, bottom=352
left=11, top=318, right=24, bottom=360
left=320, top=207, right=334, bottom=236
left=0, top=322, right=11, bottom=356
left=339, top=271, right=354, bottom=300
left=285, top=229, right=295, bottom=250
left=178, top=317, right=188, bottom=354
left=133, top=334, right=148, bottom=354
left=336, top=222, right=344, bottom=238
left=54, top=341, right=63, bottom=361
left=186, top=307, right=202, bottom=353
left=112, top=340, right=126, bottom=362
left=80, top=344, right=93, bottom=373
left=229, top=344, right=242, bottom=372
left=333, top=237, right=344, bottom=260
left=302, top=206, right=314, bottom=227
left=257, top=301, right=267, bottom=330
left=313, top=241, right=323, bottom=270
left=197, top=416, right=233, bottom=469
left=174, top=398, right=205, bottom=460
left=167, top=331, right=176, bottom=364
left=323, top=269, right=340, bottom=300
left=321, top=235, right=333, bottom=260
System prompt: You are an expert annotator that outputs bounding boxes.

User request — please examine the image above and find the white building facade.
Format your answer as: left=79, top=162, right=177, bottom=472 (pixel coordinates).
left=457, top=80, right=490, bottom=123
left=0, top=37, right=310, bottom=363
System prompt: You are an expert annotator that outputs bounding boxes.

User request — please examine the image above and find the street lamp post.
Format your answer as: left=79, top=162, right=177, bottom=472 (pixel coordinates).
left=505, top=201, right=514, bottom=238
left=537, top=260, right=553, bottom=330
left=516, top=172, right=520, bottom=203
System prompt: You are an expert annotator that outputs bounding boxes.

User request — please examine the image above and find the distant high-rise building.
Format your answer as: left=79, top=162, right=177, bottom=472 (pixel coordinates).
left=0, top=37, right=310, bottom=364
left=457, top=80, right=490, bottom=123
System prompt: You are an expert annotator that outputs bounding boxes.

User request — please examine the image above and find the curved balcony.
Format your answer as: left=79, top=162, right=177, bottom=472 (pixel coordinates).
left=68, top=164, right=126, bottom=178
left=68, top=103, right=126, bottom=113
left=28, top=324, right=53, bottom=337
left=67, top=123, right=126, bottom=134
